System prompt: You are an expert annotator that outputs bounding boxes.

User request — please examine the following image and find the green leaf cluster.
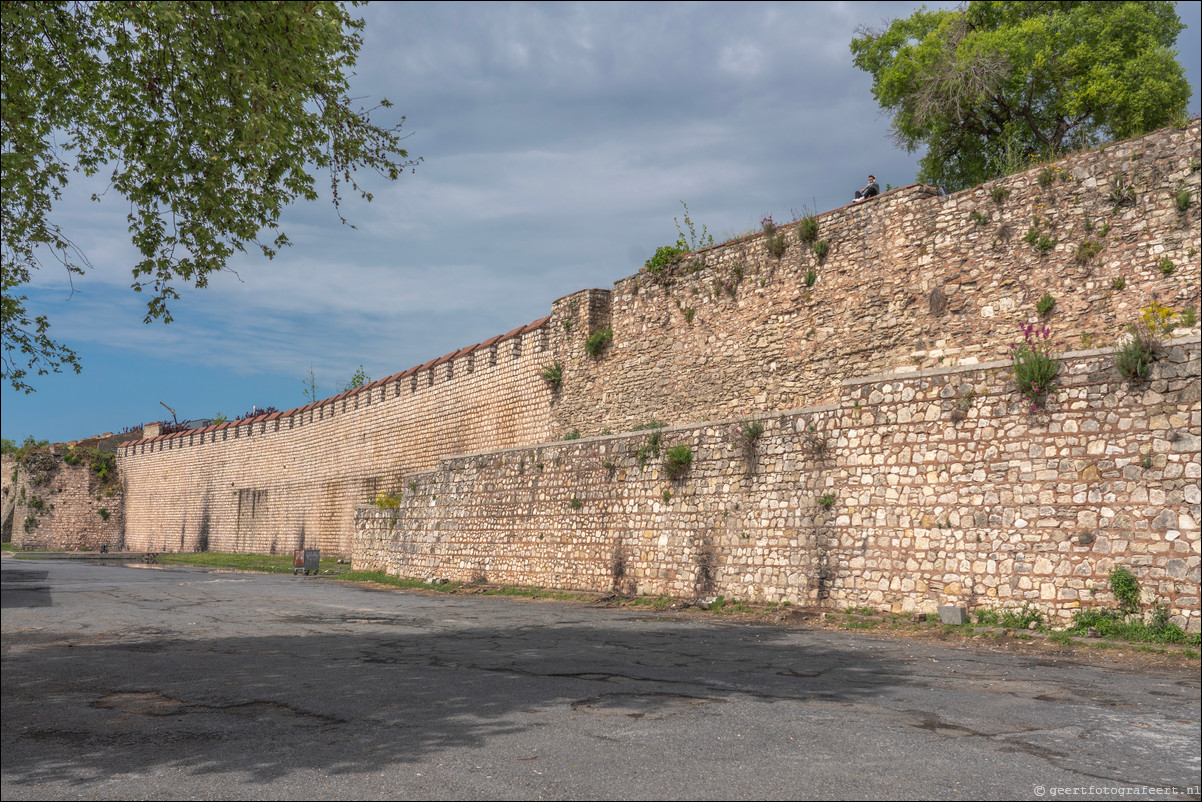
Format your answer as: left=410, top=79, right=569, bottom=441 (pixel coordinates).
left=2, top=1, right=419, bottom=392
left=850, top=2, right=1190, bottom=191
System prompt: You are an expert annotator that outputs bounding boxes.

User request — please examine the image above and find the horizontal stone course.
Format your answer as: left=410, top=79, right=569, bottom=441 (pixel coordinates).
left=357, top=338, right=1201, bottom=630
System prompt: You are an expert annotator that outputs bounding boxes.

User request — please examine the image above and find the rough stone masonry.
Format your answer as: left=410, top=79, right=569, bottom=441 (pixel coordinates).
left=43, top=120, right=1198, bottom=627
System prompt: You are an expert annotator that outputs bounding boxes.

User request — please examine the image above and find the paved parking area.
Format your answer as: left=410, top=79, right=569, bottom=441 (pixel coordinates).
left=3, top=559, right=1199, bottom=800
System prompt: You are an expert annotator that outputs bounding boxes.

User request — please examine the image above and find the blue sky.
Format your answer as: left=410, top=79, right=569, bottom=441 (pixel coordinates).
left=4, top=1, right=1201, bottom=444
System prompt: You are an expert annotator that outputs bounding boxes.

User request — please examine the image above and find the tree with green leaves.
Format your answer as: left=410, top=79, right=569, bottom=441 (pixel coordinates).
left=850, top=1, right=1190, bottom=191
left=2, top=1, right=418, bottom=392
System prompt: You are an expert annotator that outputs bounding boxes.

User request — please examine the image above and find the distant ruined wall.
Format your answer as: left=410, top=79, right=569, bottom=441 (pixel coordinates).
left=118, top=323, right=554, bottom=556
left=115, top=120, right=1200, bottom=593
left=357, top=337, right=1201, bottom=629
left=2, top=454, right=125, bottom=552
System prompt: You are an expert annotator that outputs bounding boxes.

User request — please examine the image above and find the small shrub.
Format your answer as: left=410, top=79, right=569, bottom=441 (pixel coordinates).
left=644, top=245, right=686, bottom=275
left=569, top=495, right=583, bottom=510
left=1158, top=257, right=1175, bottom=276
left=630, top=420, right=666, bottom=431
left=408, top=480, right=418, bottom=493
left=736, top=420, right=764, bottom=467
left=989, top=185, right=1009, bottom=203
left=682, top=307, right=696, bottom=324
left=1176, top=185, right=1191, bottom=212
left=797, top=215, right=819, bottom=243
left=1035, top=234, right=1056, bottom=254
left=1114, top=323, right=1158, bottom=384
left=661, top=489, right=672, bottom=503
left=1000, top=602, right=1044, bottom=630
left=1010, top=324, right=1058, bottom=410
left=1074, top=240, right=1101, bottom=264
left=1181, top=308, right=1198, bottom=328
left=969, top=210, right=988, bottom=226
left=541, top=360, right=563, bottom=387
left=762, top=216, right=787, bottom=257
left=1109, top=566, right=1141, bottom=614
left=98, top=507, right=110, bottom=521
left=1111, top=276, right=1125, bottom=290
left=564, top=428, right=581, bottom=441
left=1037, top=165, right=1056, bottom=187
left=1107, top=176, right=1134, bottom=206
left=818, top=493, right=835, bottom=509
left=803, top=269, right=817, bottom=288
left=635, top=430, right=662, bottom=467
left=375, top=491, right=403, bottom=511
left=975, top=609, right=1001, bottom=626
left=584, top=327, right=613, bottom=357
left=1035, top=293, right=1056, bottom=316
left=664, top=444, right=693, bottom=479
left=812, top=240, right=829, bottom=262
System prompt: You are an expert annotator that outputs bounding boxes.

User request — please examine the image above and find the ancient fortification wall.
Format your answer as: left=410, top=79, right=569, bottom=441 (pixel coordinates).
left=355, top=338, right=1199, bottom=627
left=2, top=453, right=126, bottom=551
left=113, top=122, right=1200, bottom=626
left=118, top=322, right=554, bottom=556
left=546, top=122, right=1200, bottom=435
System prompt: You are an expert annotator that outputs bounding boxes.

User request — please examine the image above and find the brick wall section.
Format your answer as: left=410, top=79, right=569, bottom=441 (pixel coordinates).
left=550, top=121, right=1200, bottom=435
left=2, top=454, right=126, bottom=551
left=118, top=323, right=554, bottom=556
left=356, top=337, right=1201, bottom=630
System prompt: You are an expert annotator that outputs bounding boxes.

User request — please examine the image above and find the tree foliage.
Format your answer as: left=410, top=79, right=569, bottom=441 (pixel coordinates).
left=850, top=1, right=1190, bottom=191
left=1, top=1, right=418, bottom=392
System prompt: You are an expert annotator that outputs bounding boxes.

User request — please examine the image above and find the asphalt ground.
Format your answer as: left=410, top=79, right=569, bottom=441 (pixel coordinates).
left=2, top=558, right=1199, bottom=800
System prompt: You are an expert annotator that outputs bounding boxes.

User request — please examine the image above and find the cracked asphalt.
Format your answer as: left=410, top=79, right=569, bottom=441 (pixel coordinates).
left=2, top=559, right=1199, bottom=800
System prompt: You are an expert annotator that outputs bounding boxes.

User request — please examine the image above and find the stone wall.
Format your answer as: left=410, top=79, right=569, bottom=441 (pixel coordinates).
left=114, top=121, right=1201, bottom=570
left=548, top=121, right=1200, bottom=436
left=117, top=322, right=555, bottom=556
left=356, top=337, right=1201, bottom=629
left=2, top=453, right=126, bottom=551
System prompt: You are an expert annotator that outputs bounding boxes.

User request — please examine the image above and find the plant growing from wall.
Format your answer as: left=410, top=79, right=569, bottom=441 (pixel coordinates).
left=1035, top=293, right=1056, bottom=316
left=950, top=390, right=975, bottom=422
left=1175, top=183, right=1191, bottom=212
left=762, top=216, right=787, bottom=257
left=1158, top=257, right=1175, bottom=275
left=812, top=240, right=830, bottom=263
left=541, top=360, right=563, bottom=388
left=1111, top=276, right=1126, bottom=290
left=802, top=424, right=827, bottom=458
left=969, top=210, right=988, bottom=226
left=735, top=420, right=764, bottom=468
left=663, top=444, right=693, bottom=479
left=682, top=307, right=696, bottom=324
left=635, top=430, right=663, bottom=467
left=1107, top=176, right=1135, bottom=207
left=1009, top=324, right=1058, bottom=410
left=803, top=269, right=817, bottom=288
left=375, top=492, right=402, bottom=510
left=563, top=428, right=581, bottom=440
left=1115, top=302, right=1178, bottom=384
left=570, top=495, right=583, bottom=510
left=989, top=185, right=1010, bottom=203
left=797, top=214, right=818, bottom=244
left=584, top=327, right=613, bottom=358
left=818, top=493, right=836, bottom=509
left=1074, top=239, right=1101, bottom=264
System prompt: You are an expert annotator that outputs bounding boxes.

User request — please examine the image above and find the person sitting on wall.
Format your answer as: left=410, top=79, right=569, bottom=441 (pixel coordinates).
left=853, top=175, right=880, bottom=202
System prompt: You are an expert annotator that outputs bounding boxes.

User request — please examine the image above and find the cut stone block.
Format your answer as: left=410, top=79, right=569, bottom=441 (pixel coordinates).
left=938, top=605, right=968, bottom=625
